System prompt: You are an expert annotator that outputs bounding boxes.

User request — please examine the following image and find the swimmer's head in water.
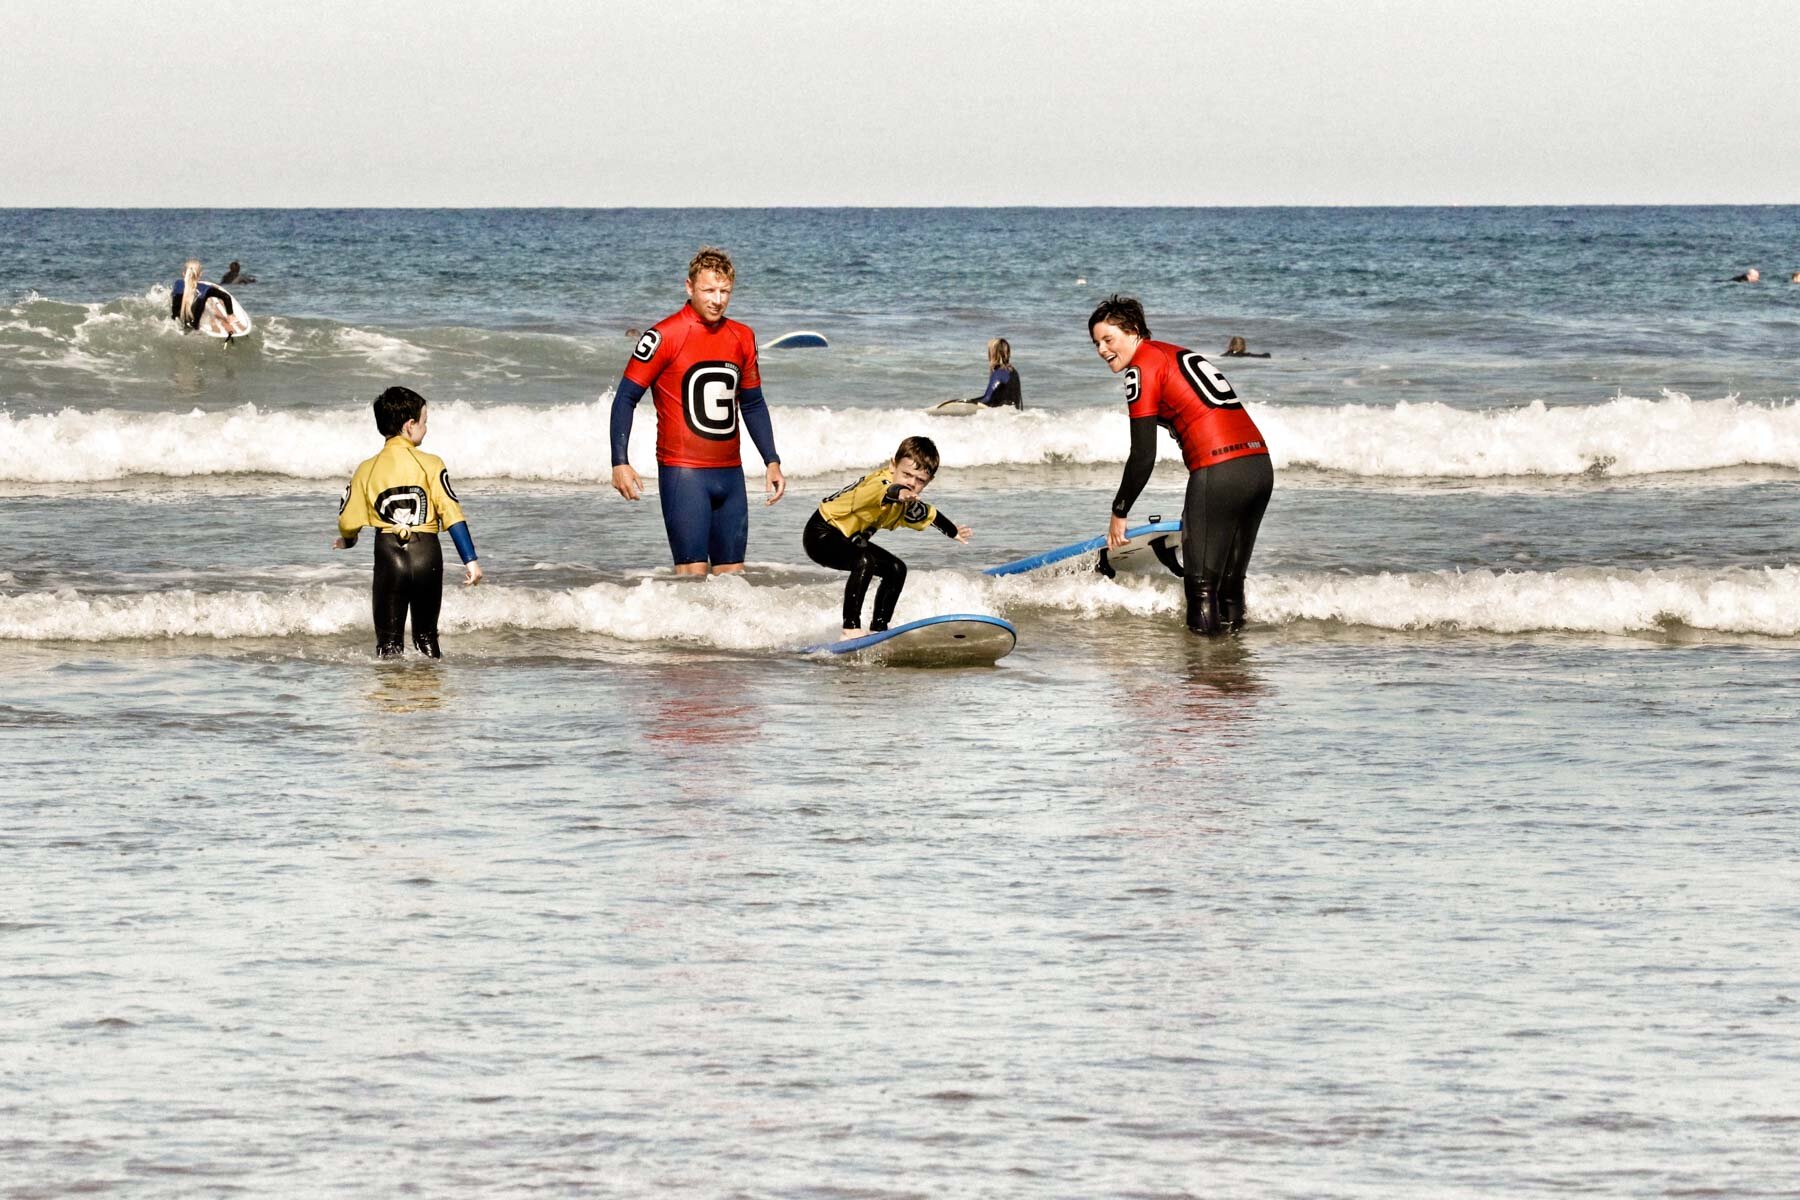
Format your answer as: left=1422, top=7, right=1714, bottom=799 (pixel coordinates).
left=374, top=385, right=428, bottom=438
left=987, top=337, right=1012, bottom=369
left=1087, top=294, right=1150, bottom=341
left=1227, top=336, right=1247, bottom=354
left=893, top=435, right=940, bottom=482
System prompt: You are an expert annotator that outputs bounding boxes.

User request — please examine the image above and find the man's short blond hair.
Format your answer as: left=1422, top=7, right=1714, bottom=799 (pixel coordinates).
left=688, top=246, right=736, bottom=282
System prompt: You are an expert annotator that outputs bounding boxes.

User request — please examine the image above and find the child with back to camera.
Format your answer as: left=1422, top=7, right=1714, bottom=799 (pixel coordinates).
left=334, top=386, right=483, bottom=658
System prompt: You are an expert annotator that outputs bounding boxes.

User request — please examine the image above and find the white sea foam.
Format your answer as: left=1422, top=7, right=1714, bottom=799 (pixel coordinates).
left=6, top=393, right=1800, bottom=485
left=5, top=565, right=1798, bottom=644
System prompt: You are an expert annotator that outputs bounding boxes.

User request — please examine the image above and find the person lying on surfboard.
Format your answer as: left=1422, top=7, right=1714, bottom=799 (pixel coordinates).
left=168, top=258, right=236, bottom=331
left=803, top=436, right=972, bottom=639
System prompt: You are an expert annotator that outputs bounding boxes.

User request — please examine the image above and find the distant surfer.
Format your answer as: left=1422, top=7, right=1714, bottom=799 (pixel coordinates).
left=333, top=385, right=484, bottom=658
left=1222, top=336, right=1270, bottom=359
left=608, top=246, right=785, bottom=575
left=804, top=436, right=971, bottom=638
left=1089, top=294, right=1273, bottom=636
left=967, top=338, right=1023, bottom=408
left=1730, top=268, right=1760, bottom=283
left=168, top=259, right=235, bottom=331
left=219, top=261, right=256, bottom=285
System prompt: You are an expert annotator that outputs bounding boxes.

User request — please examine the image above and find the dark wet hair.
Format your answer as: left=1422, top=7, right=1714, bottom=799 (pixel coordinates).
left=374, top=385, right=427, bottom=437
left=895, top=435, right=940, bottom=478
left=1088, top=294, right=1150, bottom=340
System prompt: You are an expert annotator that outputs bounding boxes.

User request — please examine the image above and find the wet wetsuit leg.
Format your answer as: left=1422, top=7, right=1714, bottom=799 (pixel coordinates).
left=804, top=512, right=908, bottom=632
left=372, top=532, right=444, bottom=657
left=661, top=466, right=748, bottom=567
left=1181, top=455, right=1273, bottom=635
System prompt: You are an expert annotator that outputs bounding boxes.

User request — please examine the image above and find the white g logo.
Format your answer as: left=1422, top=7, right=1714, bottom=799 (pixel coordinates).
left=682, top=362, right=740, bottom=441
left=375, top=485, right=428, bottom=528
left=1123, top=367, right=1140, bottom=405
left=1178, top=352, right=1239, bottom=408
left=631, top=329, right=662, bottom=362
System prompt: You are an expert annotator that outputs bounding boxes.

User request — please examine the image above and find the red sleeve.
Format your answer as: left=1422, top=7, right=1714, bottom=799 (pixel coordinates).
left=737, top=324, right=761, bottom=389
left=622, top=323, right=676, bottom=389
left=1125, top=359, right=1160, bottom=420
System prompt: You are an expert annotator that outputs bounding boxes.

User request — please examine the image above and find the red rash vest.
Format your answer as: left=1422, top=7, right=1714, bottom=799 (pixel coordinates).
left=623, top=304, right=762, bottom=469
left=1123, top=340, right=1268, bottom=471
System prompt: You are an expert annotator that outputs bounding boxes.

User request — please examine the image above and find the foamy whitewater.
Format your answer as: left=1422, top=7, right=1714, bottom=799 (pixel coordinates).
left=6, top=207, right=1800, bottom=1199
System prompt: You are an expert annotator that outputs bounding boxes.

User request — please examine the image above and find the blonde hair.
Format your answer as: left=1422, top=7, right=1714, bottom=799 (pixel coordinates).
left=179, top=259, right=203, bottom=325
left=688, top=246, right=735, bottom=282
left=1227, top=336, right=1247, bottom=355
left=986, top=337, right=1011, bottom=369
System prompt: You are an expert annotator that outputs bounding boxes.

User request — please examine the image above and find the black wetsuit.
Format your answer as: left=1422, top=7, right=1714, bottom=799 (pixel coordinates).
left=1178, top=454, right=1273, bottom=634
left=804, top=512, right=910, bottom=632
left=169, top=281, right=234, bottom=328
left=373, top=532, right=444, bottom=658
left=973, top=366, right=1022, bottom=408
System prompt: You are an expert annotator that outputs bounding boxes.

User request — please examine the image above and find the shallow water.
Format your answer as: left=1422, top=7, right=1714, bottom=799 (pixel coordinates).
left=4, top=207, right=1799, bottom=1197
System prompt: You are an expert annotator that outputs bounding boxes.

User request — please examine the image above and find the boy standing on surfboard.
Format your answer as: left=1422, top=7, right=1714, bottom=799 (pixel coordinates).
left=608, top=246, right=785, bottom=575
left=803, top=436, right=972, bottom=638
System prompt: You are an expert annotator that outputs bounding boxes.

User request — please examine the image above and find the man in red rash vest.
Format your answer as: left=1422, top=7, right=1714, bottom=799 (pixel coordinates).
left=608, top=246, right=785, bottom=574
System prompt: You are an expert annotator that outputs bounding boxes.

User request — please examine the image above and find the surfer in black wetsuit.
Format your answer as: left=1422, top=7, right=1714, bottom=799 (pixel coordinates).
left=968, top=338, right=1022, bottom=408
left=1729, top=268, right=1760, bottom=283
left=1222, top=336, right=1270, bottom=359
left=169, top=259, right=235, bottom=330
left=220, top=261, right=256, bottom=285
left=804, top=436, right=971, bottom=637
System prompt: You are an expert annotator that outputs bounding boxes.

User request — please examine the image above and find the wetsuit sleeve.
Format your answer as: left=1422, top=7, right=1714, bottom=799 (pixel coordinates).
left=209, top=287, right=234, bottom=316
left=425, top=458, right=468, bottom=530
left=338, top=461, right=374, bottom=542
left=169, top=287, right=181, bottom=320
left=447, top=522, right=477, bottom=563
left=973, top=367, right=1007, bottom=405
left=1111, top=416, right=1159, bottom=518
left=609, top=376, right=648, bottom=466
left=898, top=497, right=938, bottom=531
left=931, top=511, right=959, bottom=538
left=738, top=385, right=779, bottom=464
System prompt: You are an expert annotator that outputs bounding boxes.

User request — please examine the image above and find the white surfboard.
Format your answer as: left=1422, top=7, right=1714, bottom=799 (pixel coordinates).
left=760, top=330, right=829, bottom=350
left=194, top=285, right=251, bottom=339
left=984, top=519, right=1184, bottom=578
left=800, top=613, right=1016, bottom=666
left=926, top=398, right=980, bottom=417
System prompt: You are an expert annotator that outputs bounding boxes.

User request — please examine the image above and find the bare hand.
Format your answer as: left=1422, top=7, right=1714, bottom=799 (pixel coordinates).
left=765, top=462, right=787, bottom=506
left=954, top=524, right=972, bottom=544
left=612, top=463, right=643, bottom=501
left=464, top=561, right=484, bottom=587
left=1106, top=514, right=1128, bottom=549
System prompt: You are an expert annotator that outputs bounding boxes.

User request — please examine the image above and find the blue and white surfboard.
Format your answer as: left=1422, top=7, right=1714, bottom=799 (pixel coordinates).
left=800, top=613, right=1016, bottom=666
left=984, top=519, right=1183, bottom=578
left=760, top=330, right=830, bottom=350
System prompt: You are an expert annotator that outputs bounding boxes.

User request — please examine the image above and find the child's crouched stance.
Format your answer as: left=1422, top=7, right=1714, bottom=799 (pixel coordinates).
left=803, top=436, right=971, bottom=636
left=334, top=386, right=484, bottom=657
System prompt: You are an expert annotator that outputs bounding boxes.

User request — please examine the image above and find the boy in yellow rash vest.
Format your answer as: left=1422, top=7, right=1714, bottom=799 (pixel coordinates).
left=333, top=386, right=483, bottom=658
left=802, top=435, right=972, bottom=637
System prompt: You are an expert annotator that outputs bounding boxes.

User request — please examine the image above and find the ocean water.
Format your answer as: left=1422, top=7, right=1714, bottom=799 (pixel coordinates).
left=3, top=207, right=1799, bottom=1198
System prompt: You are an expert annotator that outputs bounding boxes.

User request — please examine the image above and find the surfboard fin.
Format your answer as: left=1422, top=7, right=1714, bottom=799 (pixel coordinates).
left=1150, top=536, right=1184, bottom=578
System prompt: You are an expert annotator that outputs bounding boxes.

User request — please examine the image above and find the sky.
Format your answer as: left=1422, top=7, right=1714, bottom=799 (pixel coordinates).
left=5, top=0, right=1797, bottom=206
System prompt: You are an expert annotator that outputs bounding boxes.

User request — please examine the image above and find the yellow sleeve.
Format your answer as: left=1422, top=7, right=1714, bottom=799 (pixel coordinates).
left=422, top=452, right=468, bottom=529
left=337, top=459, right=374, bottom=539
left=897, top=498, right=939, bottom=531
